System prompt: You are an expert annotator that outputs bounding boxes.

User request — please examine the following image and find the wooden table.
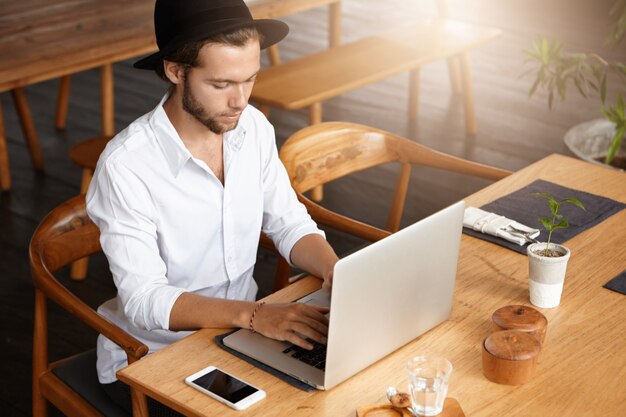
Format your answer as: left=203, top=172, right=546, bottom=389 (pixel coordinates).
left=117, top=154, right=626, bottom=417
left=0, top=0, right=341, bottom=190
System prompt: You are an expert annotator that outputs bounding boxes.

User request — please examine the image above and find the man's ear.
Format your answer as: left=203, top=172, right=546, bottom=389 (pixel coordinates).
left=163, top=60, right=186, bottom=85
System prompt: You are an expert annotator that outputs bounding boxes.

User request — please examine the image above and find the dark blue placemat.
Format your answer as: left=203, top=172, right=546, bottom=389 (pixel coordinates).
left=604, top=270, right=626, bottom=295
left=463, top=179, right=626, bottom=254
left=215, top=330, right=315, bottom=392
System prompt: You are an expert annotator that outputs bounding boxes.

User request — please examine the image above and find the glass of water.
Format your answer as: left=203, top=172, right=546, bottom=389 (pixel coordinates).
left=406, top=355, right=453, bottom=416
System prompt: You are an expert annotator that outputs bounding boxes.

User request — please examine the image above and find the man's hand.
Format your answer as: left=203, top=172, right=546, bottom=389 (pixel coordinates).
left=252, top=302, right=329, bottom=350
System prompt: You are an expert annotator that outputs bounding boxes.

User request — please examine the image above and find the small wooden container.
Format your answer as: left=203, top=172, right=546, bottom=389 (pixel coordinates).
left=482, top=330, right=541, bottom=385
left=491, top=305, right=548, bottom=344
left=356, top=397, right=465, bottom=417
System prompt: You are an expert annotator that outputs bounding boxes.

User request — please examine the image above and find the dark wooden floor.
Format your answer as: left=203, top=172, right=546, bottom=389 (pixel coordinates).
left=1, top=0, right=622, bottom=415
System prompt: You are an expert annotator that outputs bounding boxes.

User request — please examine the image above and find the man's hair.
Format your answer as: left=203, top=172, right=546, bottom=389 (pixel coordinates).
left=155, top=25, right=262, bottom=81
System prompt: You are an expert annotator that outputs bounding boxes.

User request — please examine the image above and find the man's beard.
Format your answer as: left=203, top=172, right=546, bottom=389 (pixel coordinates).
left=181, top=80, right=240, bottom=134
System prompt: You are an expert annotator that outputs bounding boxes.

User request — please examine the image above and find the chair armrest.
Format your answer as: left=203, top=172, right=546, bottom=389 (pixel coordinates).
left=31, top=261, right=149, bottom=362
left=297, top=192, right=391, bottom=242
left=393, top=137, right=511, bottom=181
left=259, top=232, right=278, bottom=253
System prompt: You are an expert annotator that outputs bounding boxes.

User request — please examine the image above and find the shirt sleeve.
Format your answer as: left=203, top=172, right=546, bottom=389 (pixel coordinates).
left=86, top=159, right=184, bottom=331
left=259, top=122, right=325, bottom=265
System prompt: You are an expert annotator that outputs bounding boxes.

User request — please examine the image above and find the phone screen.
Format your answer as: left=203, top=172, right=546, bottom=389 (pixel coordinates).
left=191, top=368, right=259, bottom=404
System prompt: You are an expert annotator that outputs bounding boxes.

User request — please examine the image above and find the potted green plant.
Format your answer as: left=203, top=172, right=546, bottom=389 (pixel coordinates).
left=525, top=0, right=626, bottom=170
left=527, top=192, right=585, bottom=308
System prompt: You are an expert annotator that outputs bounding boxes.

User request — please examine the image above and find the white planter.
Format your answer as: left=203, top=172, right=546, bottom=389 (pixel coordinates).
left=564, top=118, right=625, bottom=171
left=527, top=243, right=571, bottom=308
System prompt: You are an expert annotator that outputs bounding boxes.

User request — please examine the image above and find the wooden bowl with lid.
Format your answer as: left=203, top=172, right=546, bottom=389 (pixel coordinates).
left=491, top=305, right=547, bottom=344
left=482, top=330, right=541, bottom=385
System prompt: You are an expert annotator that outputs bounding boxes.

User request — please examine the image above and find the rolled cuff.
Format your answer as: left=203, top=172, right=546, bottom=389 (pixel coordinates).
left=125, top=285, right=185, bottom=331
left=277, top=226, right=326, bottom=267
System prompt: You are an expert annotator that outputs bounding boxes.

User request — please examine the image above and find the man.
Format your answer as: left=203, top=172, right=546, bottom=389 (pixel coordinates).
left=86, top=0, right=339, bottom=414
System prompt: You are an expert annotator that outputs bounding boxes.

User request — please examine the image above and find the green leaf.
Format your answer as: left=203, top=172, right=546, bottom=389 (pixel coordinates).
left=592, top=63, right=602, bottom=80
left=552, top=218, right=569, bottom=230
left=605, top=126, right=625, bottom=164
left=573, top=77, right=588, bottom=98
left=609, top=0, right=626, bottom=45
left=548, top=199, right=560, bottom=216
left=548, top=90, right=554, bottom=109
left=563, top=198, right=586, bottom=210
left=561, top=65, right=577, bottom=78
left=525, top=49, right=542, bottom=60
left=618, top=93, right=625, bottom=119
left=532, top=192, right=556, bottom=200
left=529, top=75, right=541, bottom=98
left=549, top=39, right=562, bottom=56
left=557, top=76, right=566, bottom=100
left=600, top=72, right=607, bottom=103
left=602, top=107, right=619, bottom=123
left=538, top=217, right=554, bottom=231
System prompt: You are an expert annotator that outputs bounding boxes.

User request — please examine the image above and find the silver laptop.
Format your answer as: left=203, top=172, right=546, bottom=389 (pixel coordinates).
left=223, top=200, right=465, bottom=390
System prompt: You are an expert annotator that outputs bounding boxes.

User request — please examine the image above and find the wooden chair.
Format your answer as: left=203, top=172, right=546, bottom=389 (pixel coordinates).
left=30, top=195, right=150, bottom=417
left=31, top=195, right=294, bottom=415
left=67, top=136, right=111, bottom=280
left=278, top=121, right=511, bottom=241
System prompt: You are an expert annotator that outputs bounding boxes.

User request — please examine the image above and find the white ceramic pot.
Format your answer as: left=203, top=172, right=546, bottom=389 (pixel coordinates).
left=527, top=242, right=571, bottom=308
left=564, top=118, right=625, bottom=171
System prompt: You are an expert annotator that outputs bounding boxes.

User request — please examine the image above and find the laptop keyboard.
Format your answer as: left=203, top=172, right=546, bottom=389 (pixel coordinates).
left=282, top=339, right=327, bottom=370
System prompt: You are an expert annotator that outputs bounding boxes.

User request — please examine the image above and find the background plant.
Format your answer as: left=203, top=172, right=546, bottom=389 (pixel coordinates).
left=532, top=192, right=585, bottom=256
left=525, top=0, right=626, bottom=164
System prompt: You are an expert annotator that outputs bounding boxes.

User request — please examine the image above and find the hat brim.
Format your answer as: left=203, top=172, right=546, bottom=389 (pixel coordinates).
left=133, top=19, right=288, bottom=70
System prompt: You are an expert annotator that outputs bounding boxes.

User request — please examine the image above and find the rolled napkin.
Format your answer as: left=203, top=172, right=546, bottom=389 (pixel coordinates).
left=463, top=207, right=540, bottom=246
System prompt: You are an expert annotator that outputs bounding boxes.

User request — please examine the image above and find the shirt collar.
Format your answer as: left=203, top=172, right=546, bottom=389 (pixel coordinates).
left=148, top=93, right=247, bottom=177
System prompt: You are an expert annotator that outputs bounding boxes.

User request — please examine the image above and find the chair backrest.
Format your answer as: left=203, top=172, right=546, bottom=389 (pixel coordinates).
left=279, top=121, right=511, bottom=234
left=31, top=195, right=101, bottom=273
left=30, top=195, right=149, bottom=417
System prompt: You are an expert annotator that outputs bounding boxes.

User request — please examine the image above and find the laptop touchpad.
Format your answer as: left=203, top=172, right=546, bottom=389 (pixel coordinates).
left=299, top=288, right=331, bottom=309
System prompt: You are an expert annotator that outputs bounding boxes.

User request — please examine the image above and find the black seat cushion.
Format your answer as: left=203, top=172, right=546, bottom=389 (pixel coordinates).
left=51, top=349, right=130, bottom=417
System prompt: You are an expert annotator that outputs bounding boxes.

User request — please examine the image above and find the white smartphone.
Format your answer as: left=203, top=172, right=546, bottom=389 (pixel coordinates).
left=185, top=366, right=266, bottom=410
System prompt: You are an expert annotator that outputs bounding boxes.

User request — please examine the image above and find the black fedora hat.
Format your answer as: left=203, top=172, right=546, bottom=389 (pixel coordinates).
left=134, top=0, right=289, bottom=70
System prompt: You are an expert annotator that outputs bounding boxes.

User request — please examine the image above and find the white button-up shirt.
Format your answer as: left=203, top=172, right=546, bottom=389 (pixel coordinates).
left=87, top=95, right=323, bottom=383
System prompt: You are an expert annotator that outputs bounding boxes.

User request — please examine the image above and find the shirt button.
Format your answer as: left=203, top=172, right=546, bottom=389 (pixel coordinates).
left=227, top=256, right=232, bottom=262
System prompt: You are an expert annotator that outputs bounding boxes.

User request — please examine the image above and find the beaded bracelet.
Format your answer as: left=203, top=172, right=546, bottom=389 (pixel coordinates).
left=249, top=301, right=266, bottom=333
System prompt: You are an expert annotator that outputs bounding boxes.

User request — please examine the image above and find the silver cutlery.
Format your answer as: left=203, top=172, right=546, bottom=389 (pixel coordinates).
left=504, top=226, right=540, bottom=244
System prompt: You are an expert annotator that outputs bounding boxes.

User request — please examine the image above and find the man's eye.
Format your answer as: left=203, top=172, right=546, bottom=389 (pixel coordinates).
left=213, top=83, right=228, bottom=89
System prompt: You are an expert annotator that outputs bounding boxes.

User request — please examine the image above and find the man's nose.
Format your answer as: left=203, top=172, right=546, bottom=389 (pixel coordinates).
left=229, top=84, right=248, bottom=109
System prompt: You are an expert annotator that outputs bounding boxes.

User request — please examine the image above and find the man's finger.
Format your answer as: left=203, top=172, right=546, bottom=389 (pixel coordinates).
left=283, top=331, right=314, bottom=350
left=290, top=322, right=327, bottom=346
left=296, top=314, right=329, bottom=335
left=301, top=304, right=330, bottom=322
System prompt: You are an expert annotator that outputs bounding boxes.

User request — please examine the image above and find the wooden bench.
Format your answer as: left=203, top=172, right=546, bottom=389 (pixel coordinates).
left=252, top=18, right=501, bottom=131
